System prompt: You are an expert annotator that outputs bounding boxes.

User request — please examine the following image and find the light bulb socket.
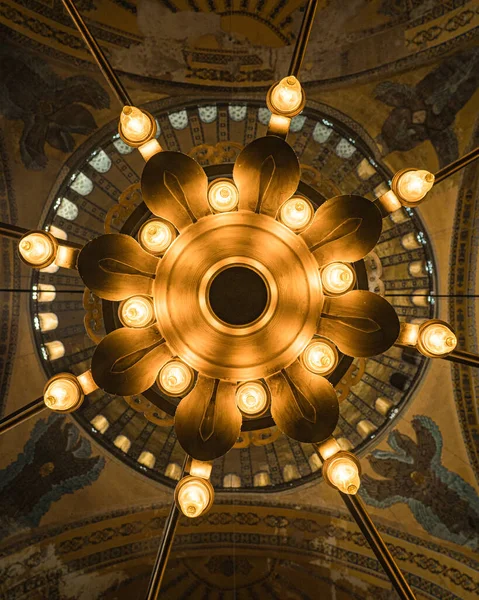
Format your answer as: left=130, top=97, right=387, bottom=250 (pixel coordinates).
left=266, top=79, right=306, bottom=118
left=235, top=380, right=270, bottom=418
left=391, top=168, right=432, bottom=207
left=18, top=230, right=58, bottom=269
left=417, top=319, right=457, bottom=358
left=138, top=218, right=177, bottom=255
left=322, top=450, right=361, bottom=492
left=207, top=178, right=239, bottom=213
left=174, top=475, right=215, bottom=518
left=320, top=262, right=357, bottom=296
left=43, top=372, right=84, bottom=413
left=118, top=107, right=157, bottom=148
left=301, top=336, right=339, bottom=376
left=157, top=359, right=196, bottom=398
left=118, top=294, right=156, bottom=328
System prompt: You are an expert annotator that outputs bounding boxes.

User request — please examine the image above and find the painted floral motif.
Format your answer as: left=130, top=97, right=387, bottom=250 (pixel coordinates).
left=361, top=415, right=479, bottom=549
left=0, top=44, right=109, bottom=170
left=0, top=415, right=105, bottom=536
left=375, top=47, right=479, bottom=166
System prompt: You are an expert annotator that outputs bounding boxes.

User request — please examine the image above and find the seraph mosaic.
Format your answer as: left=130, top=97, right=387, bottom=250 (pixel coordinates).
left=375, top=47, right=479, bottom=167
left=0, top=414, right=105, bottom=536
left=0, top=43, right=109, bottom=170
left=361, top=415, right=479, bottom=549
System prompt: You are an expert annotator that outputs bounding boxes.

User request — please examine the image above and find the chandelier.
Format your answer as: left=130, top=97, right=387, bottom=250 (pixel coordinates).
left=1, top=1, right=478, bottom=598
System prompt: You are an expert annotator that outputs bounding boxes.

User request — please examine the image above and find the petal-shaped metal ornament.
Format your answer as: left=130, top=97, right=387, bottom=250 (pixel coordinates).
left=301, top=195, right=382, bottom=266
left=78, top=234, right=158, bottom=301
left=318, top=290, right=400, bottom=357
left=175, top=376, right=242, bottom=461
left=269, top=362, right=339, bottom=443
left=91, top=325, right=172, bottom=395
left=233, top=136, right=300, bottom=216
left=141, top=151, right=210, bottom=232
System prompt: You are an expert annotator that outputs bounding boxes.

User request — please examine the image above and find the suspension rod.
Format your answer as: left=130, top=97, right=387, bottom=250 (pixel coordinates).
left=0, top=222, right=28, bottom=240
left=0, top=398, right=47, bottom=436
left=288, top=0, right=319, bottom=78
left=434, top=147, right=479, bottom=185
left=340, top=493, right=416, bottom=600
left=61, top=0, right=132, bottom=107
left=444, top=349, right=479, bottom=368
left=145, top=456, right=188, bottom=599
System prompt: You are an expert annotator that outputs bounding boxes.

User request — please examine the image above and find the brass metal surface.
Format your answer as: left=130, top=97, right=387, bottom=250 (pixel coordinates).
left=301, top=195, right=383, bottom=266
left=318, top=290, right=400, bottom=357
left=91, top=325, right=173, bottom=395
left=78, top=234, right=158, bottom=301
left=154, top=212, right=323, bottom=381
left=233, top=136, right=300, bottom=217
left=141, top=151, right=210, bottom=232
left=268, top=360, right=339, bottom=443
left=175, top=376, right=242, bottom=460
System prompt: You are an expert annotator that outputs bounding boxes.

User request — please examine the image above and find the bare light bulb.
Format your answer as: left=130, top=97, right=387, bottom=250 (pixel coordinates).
left=139, top=219, right=175, bottom=254
left=177, top=477, right=212, bottom=518
left=119, top=295, right=155, bottom=328
left=302, top=339, right=338, bottom=375
left=43, top=375, right=83, bottom=413
left=279, top=197, right=313, bottom=231
left=208, top=179, right=239, bottom=213
left=236, top=381, right=269, bottom=416
left=321, top=262, right=355, bottom=295
left=326, top=455, right=361, bottom=495
left=120, top=106, right=153, bottom=144
left=19, top=233, right=55, bottom=267
left=397, top=169, right=434, bottom=203
left=419, top=322, right=457, bottom=357
left=158, top=360, right=194, bottom=397
left=270, top=76, right=303, bottom=114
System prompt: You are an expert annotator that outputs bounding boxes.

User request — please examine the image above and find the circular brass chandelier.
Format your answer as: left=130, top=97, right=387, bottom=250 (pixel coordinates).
left=19, top=85, right=457, bottom=502
left=3, top=1, right=478, bottom=597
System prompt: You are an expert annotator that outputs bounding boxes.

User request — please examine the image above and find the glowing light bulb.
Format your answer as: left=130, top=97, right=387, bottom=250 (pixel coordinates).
left=321, top=262, right=356, bottom=296
left=139, top=219, right=175, bottom=255
left=19, top=232, right=55, bottom=267
left=176, top=477, right=213, bottom=518
left=270, top=76, right=303, bottom=114
left=279, top=197, right=313, bottom=231
left=236, top=381, right=269, bottom=416
left=119, top=295, right=155, bottom=328
left=158, top=360, right=194, bottom=397
left=302, top=339, right=338, bottom=375
left=419, top=322, right=457, bottom=357
left=326, top=454, right=361, bottom=495
left=120, top=106, right=153, bottom=144
left=208, top=179, right=239, bottom=212
left=396, top=169, right=434, bottom=203
left=43, top=375, right=83, bottom=413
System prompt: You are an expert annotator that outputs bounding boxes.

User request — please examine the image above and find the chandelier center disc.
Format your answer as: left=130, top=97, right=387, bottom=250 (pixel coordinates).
left=154, top=212, right=323, bottom=380
left=208, top=265, right=269, bottom=326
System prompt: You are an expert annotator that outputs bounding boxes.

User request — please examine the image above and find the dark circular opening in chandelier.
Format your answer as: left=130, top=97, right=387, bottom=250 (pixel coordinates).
left=208, top=266, right=269, bottom=326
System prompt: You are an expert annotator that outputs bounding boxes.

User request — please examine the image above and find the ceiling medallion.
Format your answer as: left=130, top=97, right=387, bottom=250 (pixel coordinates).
left=2, top=0, right=478, bottom=597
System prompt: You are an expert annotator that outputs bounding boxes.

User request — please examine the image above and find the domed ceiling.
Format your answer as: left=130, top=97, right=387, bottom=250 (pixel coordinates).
left=1, top=1, right=478, bottom=599
left=30, top=97, right=435, bottom=490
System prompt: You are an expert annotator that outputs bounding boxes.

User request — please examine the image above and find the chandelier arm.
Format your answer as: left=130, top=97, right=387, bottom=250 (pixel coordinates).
left=340, top=493, right=417, bottom=600
left=288, top=0, right=319, bottom=78
left=441, top=349, right=479, bottom=368
left=0, top=221, right=29, bottom=240
left=145, top=455, right=188, bottom=600
left=60, top=0, right=132, bottom=107
left=0, top=397, right=47, bottom=436
left=434, top=146, right=479, bottom=185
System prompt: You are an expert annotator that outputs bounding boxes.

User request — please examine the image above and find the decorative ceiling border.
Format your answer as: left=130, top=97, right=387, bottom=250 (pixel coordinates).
left=0, top=502, right=477, bottom=598
left=449, top=117, right=479, bottom=485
